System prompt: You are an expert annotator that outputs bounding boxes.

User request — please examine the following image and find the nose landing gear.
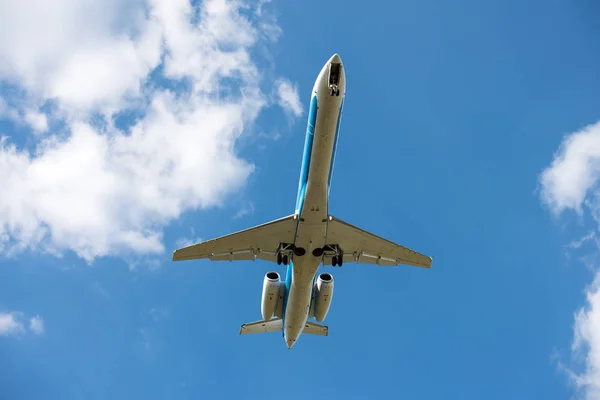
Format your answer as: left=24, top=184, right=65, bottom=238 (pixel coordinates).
left=328, top=63, right=341, bottom=97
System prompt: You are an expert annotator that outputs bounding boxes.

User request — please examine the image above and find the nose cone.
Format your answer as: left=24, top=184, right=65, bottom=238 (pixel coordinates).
left=329, top=53, right=342, bottom=64
left=285, top=337, right=296, bottom=349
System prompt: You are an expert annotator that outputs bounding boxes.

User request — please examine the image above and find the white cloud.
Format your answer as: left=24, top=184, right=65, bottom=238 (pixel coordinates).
left=275, top=78, right=303, bottom=117
left=540, top=121, right=600, bottom=215
left=29, top=315, right=44, bottom=335
left=539, top=119, right=600, bottom=399
left=566, top=273, right=600, bottom=400
left=23, top=110, right=48, bottom=133
left=0, top=312, right=24, bottom=336
left=0, top=0, right=300, bottom=262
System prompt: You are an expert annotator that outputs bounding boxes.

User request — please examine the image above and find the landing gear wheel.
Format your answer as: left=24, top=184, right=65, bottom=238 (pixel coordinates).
left=283, top=254, right=289, bottom=265
left=293, top=247, right=306, bottom=257
left=338, top=256, right=343, bottom=267
left=329, top=87, right=335, bottom=96
left=332, top=256, right=338, bottom=267
left=277, top=252, right=282, bottom=265
left=336, top=89, right=340, bottom=96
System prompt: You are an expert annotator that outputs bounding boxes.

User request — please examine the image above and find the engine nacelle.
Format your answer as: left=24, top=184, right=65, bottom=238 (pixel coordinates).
left=261, top=271, right=283, bottom=320
left=313, top=272, right=334, bottom=322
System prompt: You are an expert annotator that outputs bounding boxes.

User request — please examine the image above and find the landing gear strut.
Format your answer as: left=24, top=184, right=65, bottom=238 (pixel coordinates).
left=276, top=243, right=305, bottom=266
left=312, top=245, right=344, bottom=267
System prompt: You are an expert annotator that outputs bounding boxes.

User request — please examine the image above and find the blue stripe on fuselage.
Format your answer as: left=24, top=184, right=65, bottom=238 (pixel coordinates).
left=284, top=94, right=318, bottom=331
left=282, top=262, right=293, bottom=335
left=294, top=95, right=318, bottom=216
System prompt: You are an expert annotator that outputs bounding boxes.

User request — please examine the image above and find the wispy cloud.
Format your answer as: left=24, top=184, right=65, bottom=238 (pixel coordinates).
left=29, top=315, right=44, bottom=335
left=91, top=281, right=110, bottom=299
left=569, top=232, right=597, bottom=250
left=0, top=311, right=44, bottom=336
left=144, top=307, right=169, bottom=322
left=275, top=78, right=303, bottom=117
left=0, top=0, right=298, bottom=263
left=234, top=201, right=255, bottom=219
left=0, top=312, right=24, bottom=336
left=175, top=227, right=203, bottom=249
left=539, top=119, right=600, bottom=399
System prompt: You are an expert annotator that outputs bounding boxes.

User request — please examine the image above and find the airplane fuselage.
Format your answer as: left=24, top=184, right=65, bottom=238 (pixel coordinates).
left=282, top=54, right=346, bottom=349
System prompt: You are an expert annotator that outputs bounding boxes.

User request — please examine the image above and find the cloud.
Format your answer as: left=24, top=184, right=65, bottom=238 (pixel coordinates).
left=0, top=311, right=43, bottom=336
left=569, top=232, right=598, bottom=250
left=23, top=110, right=48, bottom=134
left=540, top=121, right=600, bottom=216
left=0, top=0, right=300, bottom=262
left=144, top=307, right=169, bottom=322
left=539, top=119, right=600, bottom=399
left=233, top=201, right=255, bottom=219
left=29, top=315, right=44, bottom=335
left=175, top=226, right=202, bottom=249
left=275, top=78, right=303, bottom=117
left=0, top=312, right=25, bottom=336
left=564, top=272, right=600, bottom=400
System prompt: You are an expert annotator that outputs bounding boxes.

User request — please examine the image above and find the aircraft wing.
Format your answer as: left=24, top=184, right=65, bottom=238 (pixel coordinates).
left=172, top=214, right=298, bottom=263
left=324, top=215, right=432, bottom=268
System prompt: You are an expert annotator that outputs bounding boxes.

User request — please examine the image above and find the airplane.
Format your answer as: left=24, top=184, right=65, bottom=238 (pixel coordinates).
left=172, top=53, right=432, bottom=349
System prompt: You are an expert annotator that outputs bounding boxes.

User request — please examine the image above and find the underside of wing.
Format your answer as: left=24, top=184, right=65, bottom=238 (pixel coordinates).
left=172, top=214, right=298, bottom=262
left=325, top=215, right=432, bottom=268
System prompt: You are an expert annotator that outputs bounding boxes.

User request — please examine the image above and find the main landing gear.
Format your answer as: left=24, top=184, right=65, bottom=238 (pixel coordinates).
left=312, top=244, right=344, bottom=267
left=331, top=254, right=343, bottom=267
left=329, top=85, right=340, bottom=96
left=276, top=252, right=289, bottom=266
left=276, top=243, right=306, bottom=266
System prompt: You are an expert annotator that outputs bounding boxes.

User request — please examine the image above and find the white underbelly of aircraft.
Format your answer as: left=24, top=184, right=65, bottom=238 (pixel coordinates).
left=301, top=98, right=340, bottom=223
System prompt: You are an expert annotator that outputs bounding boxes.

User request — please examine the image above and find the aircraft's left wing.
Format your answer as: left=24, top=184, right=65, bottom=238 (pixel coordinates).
left=172, top=214, right=298, bottom=263
left=324, top=215, right=432, bottom=268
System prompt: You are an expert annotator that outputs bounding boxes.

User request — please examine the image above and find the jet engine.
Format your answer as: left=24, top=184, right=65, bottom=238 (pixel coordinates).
left=312, top=272, right=334, bottom=322
left=261, top=271, right=283, bottom=320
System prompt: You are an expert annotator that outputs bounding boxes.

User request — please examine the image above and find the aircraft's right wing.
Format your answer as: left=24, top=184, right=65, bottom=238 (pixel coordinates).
left=324, top=215, right=432, bottom=268
left=172, top=214, right=298, bottom=263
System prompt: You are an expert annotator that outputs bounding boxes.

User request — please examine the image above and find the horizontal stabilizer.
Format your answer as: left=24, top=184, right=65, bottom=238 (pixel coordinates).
left=303, top=321, right=328, bottom=336
left=239, top=318, right=282, bottom=335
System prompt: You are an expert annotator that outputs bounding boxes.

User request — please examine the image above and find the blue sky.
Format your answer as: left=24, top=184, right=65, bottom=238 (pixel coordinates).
left=2, top=0, right=600, bottom=399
